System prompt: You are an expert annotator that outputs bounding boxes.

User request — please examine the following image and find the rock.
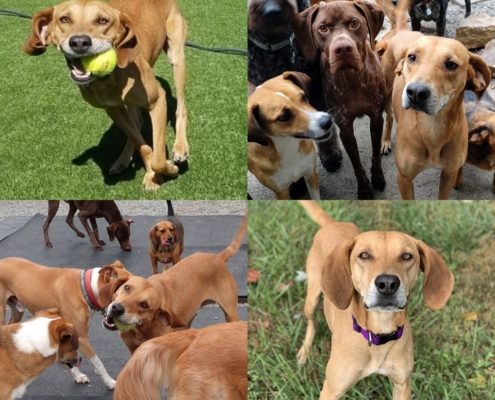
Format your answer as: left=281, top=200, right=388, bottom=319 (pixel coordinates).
left=456, top=13, right=495, bottom=49
left=482, top=39, right=495, bottom=76
left=420, top=21, right=437, bottom=33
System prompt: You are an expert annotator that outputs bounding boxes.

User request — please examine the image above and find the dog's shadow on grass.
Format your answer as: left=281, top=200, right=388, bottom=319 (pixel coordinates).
left=72, top=78, right=188, bottom=186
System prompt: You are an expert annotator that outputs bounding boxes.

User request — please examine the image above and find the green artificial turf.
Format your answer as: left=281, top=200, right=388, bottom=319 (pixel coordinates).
left=0, top=0, right=246, bottom=199
left=248, top=201, right=495, bottom=399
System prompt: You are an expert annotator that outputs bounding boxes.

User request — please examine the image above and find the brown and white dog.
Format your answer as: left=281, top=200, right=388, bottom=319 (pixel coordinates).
left=114, top=321, right=248, bottom=400
left=0, top=258, right=131, bottom=389
left=392, top=36, right=491, bottom=199
left=24, top=0, right=188, bottom=191
left=0, top=310, right=80, bottom=400
left=148, top=201, right=184, bottom=274
left=248, top=72, right=334, bottom=199
left=102, top=216, right=247, bottom=353
left=296, top=201, right=454, bottom=398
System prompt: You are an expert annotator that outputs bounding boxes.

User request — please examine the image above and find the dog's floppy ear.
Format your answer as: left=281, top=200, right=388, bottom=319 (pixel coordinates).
left=282, top=71, right=312, bottom=96
left=292, top=5, right=320, bottom=63
left=395, top=58, right=405, bottom=76
left=154, top=307, right=174, bottom=328
left=51, top=319, right=79, bottom=347
left=416, top=241, right=454, bottom=310
left=466, top=53, right=491, bottom=100
left=248, top=103, right=271, bottom=146
left=321, top=239, right=356, bottom=310
left=375, top=40, right=388, bottom=60
left=149, top=225, right=160, bottom=248
left=98, top=278, right=129, bottom=307
left=23, top=7, right=53, bottom=55
left=353, top=0, right=384, bottom=50
left=107, top=223, right=117, bottom=241
left=115, top=12, right=138, bottom=68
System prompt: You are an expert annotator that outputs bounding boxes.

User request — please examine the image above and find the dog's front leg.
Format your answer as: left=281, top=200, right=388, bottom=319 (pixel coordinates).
left=438, top=168, right=458, bottom=199
left=304, top=170, right=321, bottom=200
left=319, top=354, right=361, bottom=399
left=370, top=114, right=386, bottom=191
left=77, top=212, right=102, bottom=250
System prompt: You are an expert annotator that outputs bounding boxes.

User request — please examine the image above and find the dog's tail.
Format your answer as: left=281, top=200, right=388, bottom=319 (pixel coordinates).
left=298, top=201, right=334, bottom=227
left=395, top=0, right=413, bottom=32
left=166, top=200, right=174, bottom=217
left=217, top=215, right=247, bottom=261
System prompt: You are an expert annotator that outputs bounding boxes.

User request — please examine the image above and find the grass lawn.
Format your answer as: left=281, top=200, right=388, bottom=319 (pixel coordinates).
left=248, top=201, right=495, bottom=399
left=0, top=0, right=246, bottom=199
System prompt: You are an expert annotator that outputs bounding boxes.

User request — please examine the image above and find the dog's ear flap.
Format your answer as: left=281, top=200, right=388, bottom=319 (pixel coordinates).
left=321, top=239, right=356, bottom=310
left=23, top=7, right=53, bottom=56
left=292, top=5, right=320, bottom=63
left=98, top=278, right=128, bottom=307
left=107, top=223, right=117, bottom=241
left=154, top=307, right=174, bottom=328
left=416, top=241, right=454, bottom=310
left=51, top=319, right=79, bottom=347
left=282, top=71, right=312, bottom=96
left=115, top=12, right=138, bottom=68
left=149, top=225, right=160, bottom=248
left=466, top=53, right=491, bottom=100
left=375, top=40, right=388, bottom=60
left=395, top=58, right=405, bottom=76
left=353, top=0, right=384, bottom=50
left=248, top=103, right=271, bottom=146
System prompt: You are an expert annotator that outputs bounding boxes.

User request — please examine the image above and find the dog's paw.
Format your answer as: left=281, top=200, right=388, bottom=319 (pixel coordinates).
left=71, top=369, right=90, bottom=384
left=104, top=377, right=116, bottom=390
left=77, top=232, right=85, bottom=238
left=381, top=141, right=392, bottom=155
left=143, top=172, right=161, bottom=192
left=164, top=161, right=179, bottom=177
left=296, top=347, right=309, bottom=365
left=172, top=143, right=189, bottom=163
left=45, top=241, right=53, bottom=248
left=371, top=171, right=386, bottom=192
left=109, top=161, right=129, bottom=176
left=357, top=182, right=374, bottom=199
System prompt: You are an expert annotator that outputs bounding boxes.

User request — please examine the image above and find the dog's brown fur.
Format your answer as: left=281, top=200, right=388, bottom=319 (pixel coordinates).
left=103, top=216, right=247, bottom=353
left=24, top=0, right=188, bottom=191
left=296, top=201, right=454, bottom=399
left=114, top=322, right=247, bottom=400
left=149, top=218, right=184, bottom=274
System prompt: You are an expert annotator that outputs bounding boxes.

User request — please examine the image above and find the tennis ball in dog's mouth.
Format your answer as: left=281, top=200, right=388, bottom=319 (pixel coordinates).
left=114, top=319, right=137, bottom=332
left=81, top=48, right=117, bottom=77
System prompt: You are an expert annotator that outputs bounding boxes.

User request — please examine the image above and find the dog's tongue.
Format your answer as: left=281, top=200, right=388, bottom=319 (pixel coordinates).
left=70, top=58, right=90, bottom=78
left=162, top=240, right=170, bottom=248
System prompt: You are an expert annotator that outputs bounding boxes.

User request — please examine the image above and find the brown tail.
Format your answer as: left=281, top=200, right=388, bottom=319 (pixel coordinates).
left=298, top=201, right=334, bottom=227
left=395, top=0, right=413, bottom=31
left=217, top=214, right=247, bottom=261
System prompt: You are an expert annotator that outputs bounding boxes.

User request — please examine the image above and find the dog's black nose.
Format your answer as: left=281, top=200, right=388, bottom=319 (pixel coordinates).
left=319, top=114, right=333, bottom=131
left=375, top=274, right=400, bottom=296
left=262, top=1, right=283, bottom=20
left=69, top=35, right=92, bottom=54
left=406, top=83, right=431, bottom=106
left=110, top=303, right=125, bottom=317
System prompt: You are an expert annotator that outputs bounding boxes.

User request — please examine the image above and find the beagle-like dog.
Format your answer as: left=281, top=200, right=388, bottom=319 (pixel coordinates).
left=392, top=36, right=491, bottom=199
left=114, top=322, right=248, bottom=400
left=296, top=201, right=454, bottom=399
left=24, top=0, right=188, bottom=191
left=248, top=72, right=334, bottom=199
left=0, top=310, right=80, bottom=400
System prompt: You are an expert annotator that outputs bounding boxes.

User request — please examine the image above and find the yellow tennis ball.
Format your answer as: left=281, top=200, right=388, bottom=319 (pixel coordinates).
left=81, top=48, right=117, bottom=77
left=114, top=319, right=136, bottom=332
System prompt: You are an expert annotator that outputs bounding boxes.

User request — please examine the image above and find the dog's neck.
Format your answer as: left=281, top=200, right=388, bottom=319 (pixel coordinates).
left=352, top=296, right=406, bottom=335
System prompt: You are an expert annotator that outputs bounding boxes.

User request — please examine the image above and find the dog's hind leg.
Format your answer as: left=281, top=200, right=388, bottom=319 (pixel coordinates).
left=165, top=11, right=189, bottom=163
left=66, top=201, right=86, bottom=239
left=43, top=200, right=60, bottom=247
left=214, top=274, right=240, bottom=322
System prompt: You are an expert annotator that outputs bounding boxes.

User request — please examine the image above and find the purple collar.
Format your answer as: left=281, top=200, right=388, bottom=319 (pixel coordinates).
left=352, top=315, right=404, bottom=346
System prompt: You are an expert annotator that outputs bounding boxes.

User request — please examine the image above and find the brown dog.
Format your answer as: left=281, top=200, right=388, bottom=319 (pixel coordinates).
left=392, top=36, right=491, bottom=199
left=43, top=200, right=133, bottom=251
left=114, top=321, right=248, bottom=400
left=296, top=201, right=454, bottom=399
left=0, top=310, right=80, bottom=399
left=24, top=0, right=188, bottom=191
left=0, top=258, right=131, bottom=389
left=102, top=216, right=247, bottom=353
left=248, top=72, right=335, bottom=199
left=293, top=1, right=387, bottom=199
left=149, top=217, right=184, bottom=274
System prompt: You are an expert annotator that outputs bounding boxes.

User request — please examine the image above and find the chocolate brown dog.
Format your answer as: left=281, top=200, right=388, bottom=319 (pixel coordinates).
left=148, top=200, right=184, bottom=274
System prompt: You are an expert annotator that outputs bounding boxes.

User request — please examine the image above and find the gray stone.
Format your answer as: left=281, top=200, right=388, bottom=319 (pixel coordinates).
left=482, top=39, right=495, bottom=75
left=456, top=13, right=495, bottom=49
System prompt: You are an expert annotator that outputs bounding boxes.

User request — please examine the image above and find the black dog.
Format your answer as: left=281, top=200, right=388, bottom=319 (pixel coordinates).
left=409, top=0, right=471, bottom=37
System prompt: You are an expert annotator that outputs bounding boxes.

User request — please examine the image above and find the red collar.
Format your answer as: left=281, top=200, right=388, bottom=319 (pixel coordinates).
left=80, top=269, right=103, bottom=311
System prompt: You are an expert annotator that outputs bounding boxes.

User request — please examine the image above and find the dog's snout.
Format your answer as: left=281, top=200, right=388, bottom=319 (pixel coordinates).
left=334, top=43, right=353, bottom=56
left=262, top=1, right=283, bottom=21
left=406, top=83, right=431, bottom=106
left=375, top=274, right=400, bottom=296
left=319, top=114, right=333, bottom=131
left=109, top=303, right=125, bottom=317
left=69, top=35, right=92, bottom=54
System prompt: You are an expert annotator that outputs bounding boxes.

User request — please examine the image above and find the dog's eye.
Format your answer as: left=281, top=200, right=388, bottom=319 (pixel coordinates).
left=350, top=19, right=360, bottom=29
left=401, top=252, right=413, bottom=261
left=59, top=16, right=71, bottom=24
left=301, top=94, right=309, bottom=103
left=407, top=53, right=416, bottom=63
left=124, top=285, right=130, bottom=292
left=445, top=60, right=458, bottom=71
left=97, top=17, right=109, bottom=25
left=140, top=301, right=149, bottom=309
left=277, top=109, right=292, bottom=122
left=358, top=251, right=371, bottom=260
left=318, top=24, right=328, bottom=33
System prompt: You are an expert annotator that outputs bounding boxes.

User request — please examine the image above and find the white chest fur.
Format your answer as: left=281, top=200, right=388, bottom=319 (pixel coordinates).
left=13, top=317, right=59, bottom=357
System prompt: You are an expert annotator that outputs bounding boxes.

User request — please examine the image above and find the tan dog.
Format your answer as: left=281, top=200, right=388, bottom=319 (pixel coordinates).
left=248, top=72, right=334, bottom=199
left=102, top=216, right=247, bottom=353
left=392, top=36, right=491, bottom=199
left=114, top=321, right=248, bottom=400
left=296, top=201, right=454, bottom=399
left=0, top=258, right=131, bottom=389
left=24, top=0, right=188, bottom=191
left=0, top=310, right=80, bottom=400
left=149, top=217, right=184, bottom=274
